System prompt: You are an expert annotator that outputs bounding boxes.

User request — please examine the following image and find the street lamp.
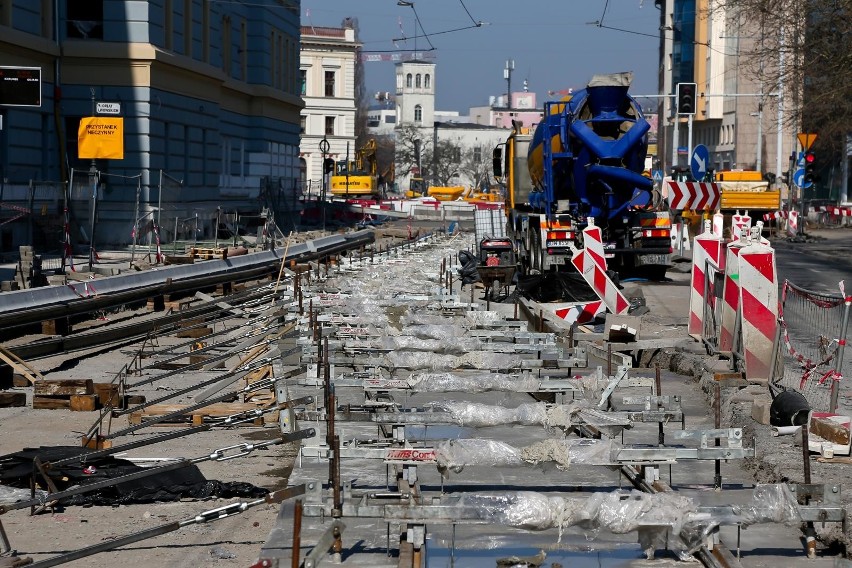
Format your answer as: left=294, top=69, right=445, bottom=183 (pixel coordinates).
left=319, top=137, right=330, bottom=231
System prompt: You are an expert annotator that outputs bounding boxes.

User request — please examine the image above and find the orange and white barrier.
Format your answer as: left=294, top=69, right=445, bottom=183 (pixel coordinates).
left=570, top=247, right=630, bottom=315
left=688, top=221, right=725, bottom=337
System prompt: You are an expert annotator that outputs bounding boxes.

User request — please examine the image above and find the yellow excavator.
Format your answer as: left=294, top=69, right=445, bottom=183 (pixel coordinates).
left=330, top=139, right=379, bottom=198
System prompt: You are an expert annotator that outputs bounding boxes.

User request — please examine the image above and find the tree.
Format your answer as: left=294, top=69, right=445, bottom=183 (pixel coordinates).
left=424, top=138, right=465, bottom=187
left=458, top=143, right=493, bottom=190
left=708, top=0, right=852, bottom=157
left=394, top=123, right=430, bottom=179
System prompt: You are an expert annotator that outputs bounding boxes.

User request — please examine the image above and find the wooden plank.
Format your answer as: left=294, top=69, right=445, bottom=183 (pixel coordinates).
left=0, top=392, right=27, bottom=407
left=93, top=383, right=120, bottom=407
left=0, top=345, right=44, bottom=385
left=810, top=416, right=851, bottom=445
left=32, top=396, right=71, bottom=410
left=70, top=394, right=98, bottom=412
left=33, top=379, right=93, bottom=397
left=176, top=327, right=213, bottom=339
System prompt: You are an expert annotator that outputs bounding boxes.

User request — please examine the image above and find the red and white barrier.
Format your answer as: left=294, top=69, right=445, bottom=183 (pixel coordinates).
left=688, top=221, right=725, bottom=337
left=718, top=242, right=743, bottom=354
left=582, top=218, right=607, bottom=271
left=737, top=238, right=778, bottom=381
left=553, top=300, right=606, bottom=326
left=571, top=248, right=630, bottom=315
left=731, top=211, right=752, bottom=241
left=712, top=212, right=724, bottom=238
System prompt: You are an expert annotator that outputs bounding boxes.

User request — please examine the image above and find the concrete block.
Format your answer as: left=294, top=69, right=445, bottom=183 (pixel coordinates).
left=751, top=396, right=772, bottom=425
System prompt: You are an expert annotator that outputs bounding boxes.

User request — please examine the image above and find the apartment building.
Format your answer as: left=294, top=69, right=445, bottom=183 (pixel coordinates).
left=0, top=0, right=302, bottom=251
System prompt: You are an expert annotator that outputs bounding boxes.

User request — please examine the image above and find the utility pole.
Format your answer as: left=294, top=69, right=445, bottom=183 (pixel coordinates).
left=503, top=59, right=514, bottom=109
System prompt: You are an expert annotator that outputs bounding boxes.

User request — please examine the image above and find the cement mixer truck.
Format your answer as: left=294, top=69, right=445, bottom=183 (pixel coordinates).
left=493, top=72, right=672, bottom=280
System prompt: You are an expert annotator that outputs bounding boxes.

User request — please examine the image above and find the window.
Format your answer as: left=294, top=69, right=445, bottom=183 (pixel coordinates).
left=300, top=69, right=307, bottom=95
left=67, top=0, right=103, bottom=39
left=384, top=115, right=396, bottom=124
left=240, top=19, right=247, bottom=80
left=183, top=0, right=192, bottom=55
left=202, top=1, right=210, bottom=62
left=165, top=0, right=173, bottom=49
left=474, top=147, right=482, bottom=163
left=325, top=116, right=335, bottom=136
left=41, top=0, right=53, bottom=38
left=324, top=71, right=336, bottom=97
left=300, top=116, right=306, bottom=134
left=406, top=73, right=412, bottom=88
left=425, top=74, right=431, bottom=89
left=222, top=16, right=231, bottom=75
left=416, top=74, right=421, bottom=88
left=414, top=105, right=422, bottom=123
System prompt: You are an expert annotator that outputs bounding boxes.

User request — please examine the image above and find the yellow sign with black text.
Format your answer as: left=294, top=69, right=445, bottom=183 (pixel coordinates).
left=78, top=117, right=124, bottom=159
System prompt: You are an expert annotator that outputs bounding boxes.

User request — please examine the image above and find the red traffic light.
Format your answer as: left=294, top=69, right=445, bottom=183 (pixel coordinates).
left=804, top=152, right=815, bottom=164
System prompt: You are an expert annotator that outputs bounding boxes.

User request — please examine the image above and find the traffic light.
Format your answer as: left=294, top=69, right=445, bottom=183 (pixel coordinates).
left=323, top=157, right=335, bottom=174
left=803, top=151, right=816, bottom=184
left=676, top=82, right=697, bottom=115
left=781, top=171, right=790, bottom=185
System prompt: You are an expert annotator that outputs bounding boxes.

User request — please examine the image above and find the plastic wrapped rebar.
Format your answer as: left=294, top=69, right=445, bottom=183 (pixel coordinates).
left=407, top=372, right=541, bottom=393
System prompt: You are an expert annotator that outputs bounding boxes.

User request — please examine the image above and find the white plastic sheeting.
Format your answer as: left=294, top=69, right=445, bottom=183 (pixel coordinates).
left=449, top=484, right=801, bottom=555
left=407, top=372, right=541, bottom=393
left=379, top=335, right=483, bottom=355
left=385, top=351, right=525, bottom=371
left=435, top=437, right=619, bottom=472
left=429, top=400, right=580, bottom=429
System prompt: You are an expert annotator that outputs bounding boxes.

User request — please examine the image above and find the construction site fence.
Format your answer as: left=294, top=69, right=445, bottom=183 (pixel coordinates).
left=770, top=280, right=850, bottom=413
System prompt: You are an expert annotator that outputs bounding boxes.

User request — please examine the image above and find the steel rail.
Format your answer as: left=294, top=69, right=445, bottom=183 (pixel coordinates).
left=0, top=230, right=375, bottom=331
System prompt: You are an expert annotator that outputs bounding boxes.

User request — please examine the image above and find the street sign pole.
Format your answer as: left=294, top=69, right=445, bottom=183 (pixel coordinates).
left=687, top=114, right=694, bottom=174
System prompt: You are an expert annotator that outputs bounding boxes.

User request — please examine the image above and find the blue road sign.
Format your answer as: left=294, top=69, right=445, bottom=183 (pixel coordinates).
left=652, top=170, right=663, bottom=183
left=793, top=168, right=812, bottom=189
left=690, top=144, right=709, bottom=181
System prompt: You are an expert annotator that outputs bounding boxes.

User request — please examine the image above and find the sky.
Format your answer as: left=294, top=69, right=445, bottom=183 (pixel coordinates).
left=302, top=0, right=664, bottom=114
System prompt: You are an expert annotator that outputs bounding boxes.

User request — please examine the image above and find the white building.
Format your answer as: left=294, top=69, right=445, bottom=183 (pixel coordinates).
left=299, top=25, right=360, bottom=196
left=393, top=60, right=510, bottom=190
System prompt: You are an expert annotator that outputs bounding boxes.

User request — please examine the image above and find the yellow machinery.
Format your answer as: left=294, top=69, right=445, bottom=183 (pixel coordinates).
left=716, top=170, right=781, bottom=212
left=427, top=186, right=465, bottom=201
left=330, top=139, right=379, bottom=198
left=405, top=177, right=426, bottom=198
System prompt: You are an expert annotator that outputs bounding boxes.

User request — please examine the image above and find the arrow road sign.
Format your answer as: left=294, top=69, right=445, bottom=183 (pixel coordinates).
left=690, top=144, right=709, bottom=181
left=793, top=168, right=812, bottom=189
left=665, top=181, right=720, bottom=211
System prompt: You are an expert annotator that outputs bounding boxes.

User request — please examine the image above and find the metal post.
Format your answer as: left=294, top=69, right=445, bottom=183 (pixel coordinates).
left=714, top=384, right=722, bottom=489
left=671, top=116, right=680, bottom=171
left=687, top=114, right=693, bottom=170
left=88, top=168, right=99, bottom=268
left=173, top=216, right=179, bottom=254
left=831, top=295, right=851, bottom=412
left=292, top=499, right=302, bottom=568
left=214, top=206, right=220, bottom=250
left=131, top=178, right=141, bottom=263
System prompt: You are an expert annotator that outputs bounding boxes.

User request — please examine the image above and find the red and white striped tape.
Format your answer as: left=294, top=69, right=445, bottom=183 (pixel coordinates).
left=570, top=249, right=630, bottom=315
left=813, top=205, right=852, bottom=217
